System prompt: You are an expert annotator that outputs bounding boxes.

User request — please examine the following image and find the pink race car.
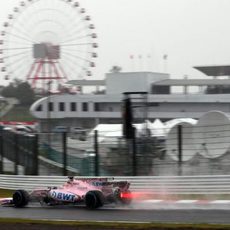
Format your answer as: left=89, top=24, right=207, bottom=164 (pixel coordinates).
left=2, top=177, right=132, bottom=209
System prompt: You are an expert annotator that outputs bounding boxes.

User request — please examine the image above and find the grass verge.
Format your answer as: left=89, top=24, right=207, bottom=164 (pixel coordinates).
left=1, top=104, right=35, bottom=121
left=0, top=189, right=13, bottom=198
left=0, top=218, right=230, bottom=230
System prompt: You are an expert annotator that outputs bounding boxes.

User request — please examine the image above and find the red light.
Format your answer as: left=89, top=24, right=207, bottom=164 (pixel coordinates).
left=120, top=192, right=133, bottom=199
left=120, top=191, right=155, bottom=200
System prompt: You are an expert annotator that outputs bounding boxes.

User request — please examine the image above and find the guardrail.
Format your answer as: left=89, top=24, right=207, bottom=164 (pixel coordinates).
left=1, top=174, right=230, bottom=195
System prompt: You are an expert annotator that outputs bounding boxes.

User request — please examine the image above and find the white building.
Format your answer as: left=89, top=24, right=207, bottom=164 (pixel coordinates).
left=30, top=66, right=230, bottom=131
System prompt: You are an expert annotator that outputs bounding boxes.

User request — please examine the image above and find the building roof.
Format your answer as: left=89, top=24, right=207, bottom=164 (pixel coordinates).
left=67, top=79, right=106, bottom=86
left=194, top=65, right=230, bottom=76
left=154, top=79, right=230, bottom=86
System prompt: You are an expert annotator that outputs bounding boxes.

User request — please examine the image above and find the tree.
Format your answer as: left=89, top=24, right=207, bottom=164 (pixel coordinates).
left=17, top=82, right=35, bottom=105
left=1, top=83, right=16, bottom=98
left=1, top=80, right=35, bottom=105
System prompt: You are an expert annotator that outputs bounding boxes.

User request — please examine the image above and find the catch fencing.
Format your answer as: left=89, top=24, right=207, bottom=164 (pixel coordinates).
left=0, top=174, right=230, bottom=196
left=2, top=123, right=230, bottom=176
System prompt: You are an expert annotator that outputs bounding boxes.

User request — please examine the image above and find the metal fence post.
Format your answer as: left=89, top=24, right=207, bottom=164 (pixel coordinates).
left=14, top=134, right=18, bottom=175
left=32, top=134, right=39, bottom=175
left=132, top=128, right=137, bottom=176
left=62, top=132, right=67, bottom=176
left=177, top=125, right=183, bottom=176
left=94, top=130, right=99, bottom=176
left=0, top=133, right=3, bottom=174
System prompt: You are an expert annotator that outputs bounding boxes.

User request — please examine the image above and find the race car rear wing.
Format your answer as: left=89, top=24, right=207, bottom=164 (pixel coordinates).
left=102, top=181, right=130, bottom=188
left=68, top=176, right=114, bottom=182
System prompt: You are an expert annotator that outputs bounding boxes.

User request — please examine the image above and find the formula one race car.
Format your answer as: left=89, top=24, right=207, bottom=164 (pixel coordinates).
left=1, top=177, right=132, bottom=209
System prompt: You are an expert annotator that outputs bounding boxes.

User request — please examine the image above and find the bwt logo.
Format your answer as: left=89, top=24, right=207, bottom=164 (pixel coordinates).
left=50, top=191, right=75, bottom=202
left=92, top=181, right=103, bottom=186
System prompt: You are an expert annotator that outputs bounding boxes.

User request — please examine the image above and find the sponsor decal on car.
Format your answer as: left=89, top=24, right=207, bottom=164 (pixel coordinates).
left=92, top=181, right=104, bottom=186
left=50, top=190, right=76, bottom=202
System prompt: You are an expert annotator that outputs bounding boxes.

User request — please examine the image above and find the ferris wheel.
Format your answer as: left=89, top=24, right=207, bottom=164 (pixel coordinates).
left=0, top=0, right=98, bottom=90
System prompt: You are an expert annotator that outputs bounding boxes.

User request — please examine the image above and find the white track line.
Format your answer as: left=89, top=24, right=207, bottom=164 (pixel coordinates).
left=140, top=199, right=230, bottom=204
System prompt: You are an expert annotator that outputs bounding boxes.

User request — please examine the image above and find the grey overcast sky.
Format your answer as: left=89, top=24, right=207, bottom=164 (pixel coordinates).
left=0, top=0, right=230, bottom=84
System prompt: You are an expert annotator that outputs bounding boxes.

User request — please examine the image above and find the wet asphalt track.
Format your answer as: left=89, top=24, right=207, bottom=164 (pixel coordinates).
left=1, top=201, right=230, bottom=224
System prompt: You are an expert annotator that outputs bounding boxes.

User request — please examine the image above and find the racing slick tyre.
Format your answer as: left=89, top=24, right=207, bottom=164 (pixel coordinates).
left=85, top=190, right=104, bottom=209
left=13, top=190, right=29, bottom=208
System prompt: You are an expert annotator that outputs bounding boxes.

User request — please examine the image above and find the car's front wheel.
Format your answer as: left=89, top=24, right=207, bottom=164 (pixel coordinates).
left=13, top=190, right=29, bottom=208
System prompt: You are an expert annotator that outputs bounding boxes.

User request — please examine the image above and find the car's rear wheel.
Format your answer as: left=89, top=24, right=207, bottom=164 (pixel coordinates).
left=85, top=190, right=104, bottom=209
left=13, top=190, right=29, bottom=208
